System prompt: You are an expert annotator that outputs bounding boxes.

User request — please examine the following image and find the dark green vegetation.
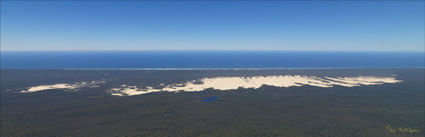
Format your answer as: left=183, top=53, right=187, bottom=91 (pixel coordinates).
left=1, top=69, right=424, bottom=137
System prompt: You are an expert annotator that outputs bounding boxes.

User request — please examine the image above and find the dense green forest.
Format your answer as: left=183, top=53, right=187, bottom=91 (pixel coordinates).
left=1, top=69, right=424, bottom=137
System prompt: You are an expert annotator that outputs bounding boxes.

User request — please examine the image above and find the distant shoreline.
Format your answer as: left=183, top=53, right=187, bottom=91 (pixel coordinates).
left=2, top=51, right=423, bottom=69
left=1, top=67, right=424, bottom=70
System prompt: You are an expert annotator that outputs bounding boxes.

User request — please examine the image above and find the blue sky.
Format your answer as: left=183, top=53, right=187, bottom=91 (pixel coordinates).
left=1, top=1, right=424, bottom=51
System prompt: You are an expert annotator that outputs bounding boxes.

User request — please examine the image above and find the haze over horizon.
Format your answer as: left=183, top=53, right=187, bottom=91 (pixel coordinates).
left=1, top=1, right=424, bottom=52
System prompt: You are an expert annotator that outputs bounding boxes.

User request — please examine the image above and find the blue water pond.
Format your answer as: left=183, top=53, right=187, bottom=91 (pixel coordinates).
left=202, top=96, right=218, bottom=102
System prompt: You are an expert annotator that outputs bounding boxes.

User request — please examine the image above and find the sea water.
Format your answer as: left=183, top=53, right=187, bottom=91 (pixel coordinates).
left=1, top=51, right=423, bottom=69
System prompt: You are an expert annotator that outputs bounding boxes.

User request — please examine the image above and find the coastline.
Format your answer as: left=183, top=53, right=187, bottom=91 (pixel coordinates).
left=1, top=67, right=424, bottom=70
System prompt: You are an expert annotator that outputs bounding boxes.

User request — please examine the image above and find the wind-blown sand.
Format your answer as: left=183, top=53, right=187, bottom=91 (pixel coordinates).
left=19, top=76, right=401, bottom=96
left=110, top=75, right=402, bottom=96
left=110, top=86, right=162, bottom=96
left=21, top=81, right=105, bottom=93
left=23, top=84, right=77, bottom=93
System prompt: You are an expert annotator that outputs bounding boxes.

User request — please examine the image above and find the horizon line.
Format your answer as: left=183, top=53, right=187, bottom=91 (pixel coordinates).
left=1, top=50, right=424, bottom=53
left=2, top=67, right=425, bottom=71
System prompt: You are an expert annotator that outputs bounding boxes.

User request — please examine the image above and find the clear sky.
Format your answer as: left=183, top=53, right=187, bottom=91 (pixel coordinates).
left=1, top=1, right=424, bottom=51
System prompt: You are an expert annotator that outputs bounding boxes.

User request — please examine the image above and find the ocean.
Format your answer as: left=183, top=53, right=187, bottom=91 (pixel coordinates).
left=1, top=51, right=423, bottom=69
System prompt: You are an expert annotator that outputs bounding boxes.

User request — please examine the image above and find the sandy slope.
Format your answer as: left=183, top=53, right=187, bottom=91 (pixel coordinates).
left=19, top=76, right=401, bottom=96
left=110, top=75, right=401, bottom=96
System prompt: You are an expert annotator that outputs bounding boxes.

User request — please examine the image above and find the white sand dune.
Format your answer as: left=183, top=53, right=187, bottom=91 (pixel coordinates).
left=21, top=81, right=105, bottom=93
left=110, top=75, right=402, bottom=96
left=19, top=76, right=401, bottom=96
left=110, top=86, right=161, bottom=96
left=23, top=84, right=77, bottom=93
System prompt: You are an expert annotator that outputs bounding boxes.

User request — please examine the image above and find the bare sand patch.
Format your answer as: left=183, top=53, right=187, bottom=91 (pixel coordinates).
left=19, top=76, right=401, bottom=96
left=21, top=80, right=105, bottom=93
left=110, top=86, right=161, bottom=96
left=110, top=75, right=402, bottom=96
